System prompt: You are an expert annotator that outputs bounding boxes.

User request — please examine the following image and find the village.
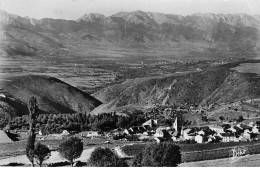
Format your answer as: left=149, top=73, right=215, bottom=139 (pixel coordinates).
left=112, top=117, right=260, bottom=144
left=35, top=116, right=260, bottom=145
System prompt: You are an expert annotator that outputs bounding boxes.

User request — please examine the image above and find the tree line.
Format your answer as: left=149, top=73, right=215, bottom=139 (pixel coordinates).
left=1, top=111, right=147, bottom=134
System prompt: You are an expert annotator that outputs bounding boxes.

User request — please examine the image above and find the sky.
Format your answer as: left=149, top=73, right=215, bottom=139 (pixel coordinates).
left=0, top=0, right=260, bottom=20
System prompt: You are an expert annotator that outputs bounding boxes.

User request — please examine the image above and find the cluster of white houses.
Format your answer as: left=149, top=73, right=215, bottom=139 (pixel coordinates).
left=156, top=118, right=260, bottom=143
left=108, top=118, right=260, bottom=144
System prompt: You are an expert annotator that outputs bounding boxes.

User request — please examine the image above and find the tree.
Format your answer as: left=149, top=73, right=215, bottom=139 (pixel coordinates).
left=201, top=115, right=208, bottom=122
left=238, top=116, right=244, bottom=122
left=88, top=147, right=128, bottom=167
left=134, top=142, right=181, bottom=167
left=116, top=117, right=128, bottom=128
left=26, top=96, right=39, bottom=167
left=219, top=116, right=225, bottom=121
left=26, top=134, right=35, bottom=166
left=34, top=142, right=51, bottom=167
left=58, top=137, right=83, bottom=167
left=80, top=125, right=84, bottom=132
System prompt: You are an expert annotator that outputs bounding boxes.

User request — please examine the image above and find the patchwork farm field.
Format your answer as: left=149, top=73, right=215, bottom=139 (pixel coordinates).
left=180, top=153, right=260, bottom=167
left=122, top=140, right=260, bottom=157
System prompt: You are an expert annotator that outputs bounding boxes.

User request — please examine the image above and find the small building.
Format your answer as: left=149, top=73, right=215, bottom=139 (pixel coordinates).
left=142, top=119, right=157, bottom=128
left=208, top=136, right=214, bottom=143
left=61, top=130, right=70, bottom=136
left=221, top=133, right=236, bottom=142
left=252, top=125, right=259, bottom=134
left=198, top=130, right=205, bottom=136
left=248, top=122, right=254, bottom=127
left=182, top=129, right=195, bottom=140
left=227, top=127, right=237, bottom=133
left=242, top=132, right=251, bottom=141
left=195, top=135, right=203, bottom=143
left=244, top=129, right=251, bottom=134
left=154, top=127, right=167, bottom=137
left=86, top=131, right=99, bottom=137
left=184, top=135, right=195, bottom=141
left=124, top=129, right=130, bottom=135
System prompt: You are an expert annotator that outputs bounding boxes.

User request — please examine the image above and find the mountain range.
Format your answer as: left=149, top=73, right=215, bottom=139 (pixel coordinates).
left=0, top=10, right=260, bottom=57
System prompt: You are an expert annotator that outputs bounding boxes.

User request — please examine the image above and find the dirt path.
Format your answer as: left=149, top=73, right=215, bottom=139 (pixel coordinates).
left=0, top=148, right=95, bottom=165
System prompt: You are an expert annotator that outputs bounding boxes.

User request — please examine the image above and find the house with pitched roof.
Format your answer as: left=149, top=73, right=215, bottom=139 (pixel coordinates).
left=221, top=133, right=237, bottom=142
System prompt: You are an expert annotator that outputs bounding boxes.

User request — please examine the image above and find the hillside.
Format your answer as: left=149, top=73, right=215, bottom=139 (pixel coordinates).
left=0, top=75, right=102, bottom=117
left=91, top=61, right=260, bottom=114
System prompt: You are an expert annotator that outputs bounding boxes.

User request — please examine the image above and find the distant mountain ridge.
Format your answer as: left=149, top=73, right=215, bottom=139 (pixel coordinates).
left=77, top=13, right=106, bottom=23
left=0, top=9, right=259, bottom=56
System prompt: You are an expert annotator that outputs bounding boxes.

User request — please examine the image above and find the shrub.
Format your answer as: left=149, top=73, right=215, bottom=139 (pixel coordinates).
left=238, top=116, right=244, bottom=122
left=34, top=142, right=51, bottom=167
left=47, top=161, right=70, bottom=167
left=133, top=142, right=181, bottom=167
left=73, top=161, right=87, bottom=167
left=88, top=147, right=128, bottom=167
left=2, top=162, right=24, bottom=166
left=58, top=137, right=83, bottom=167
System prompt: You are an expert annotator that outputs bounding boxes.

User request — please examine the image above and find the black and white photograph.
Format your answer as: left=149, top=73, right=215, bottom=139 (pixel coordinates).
left=0, top=0, right=260, bottom=167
